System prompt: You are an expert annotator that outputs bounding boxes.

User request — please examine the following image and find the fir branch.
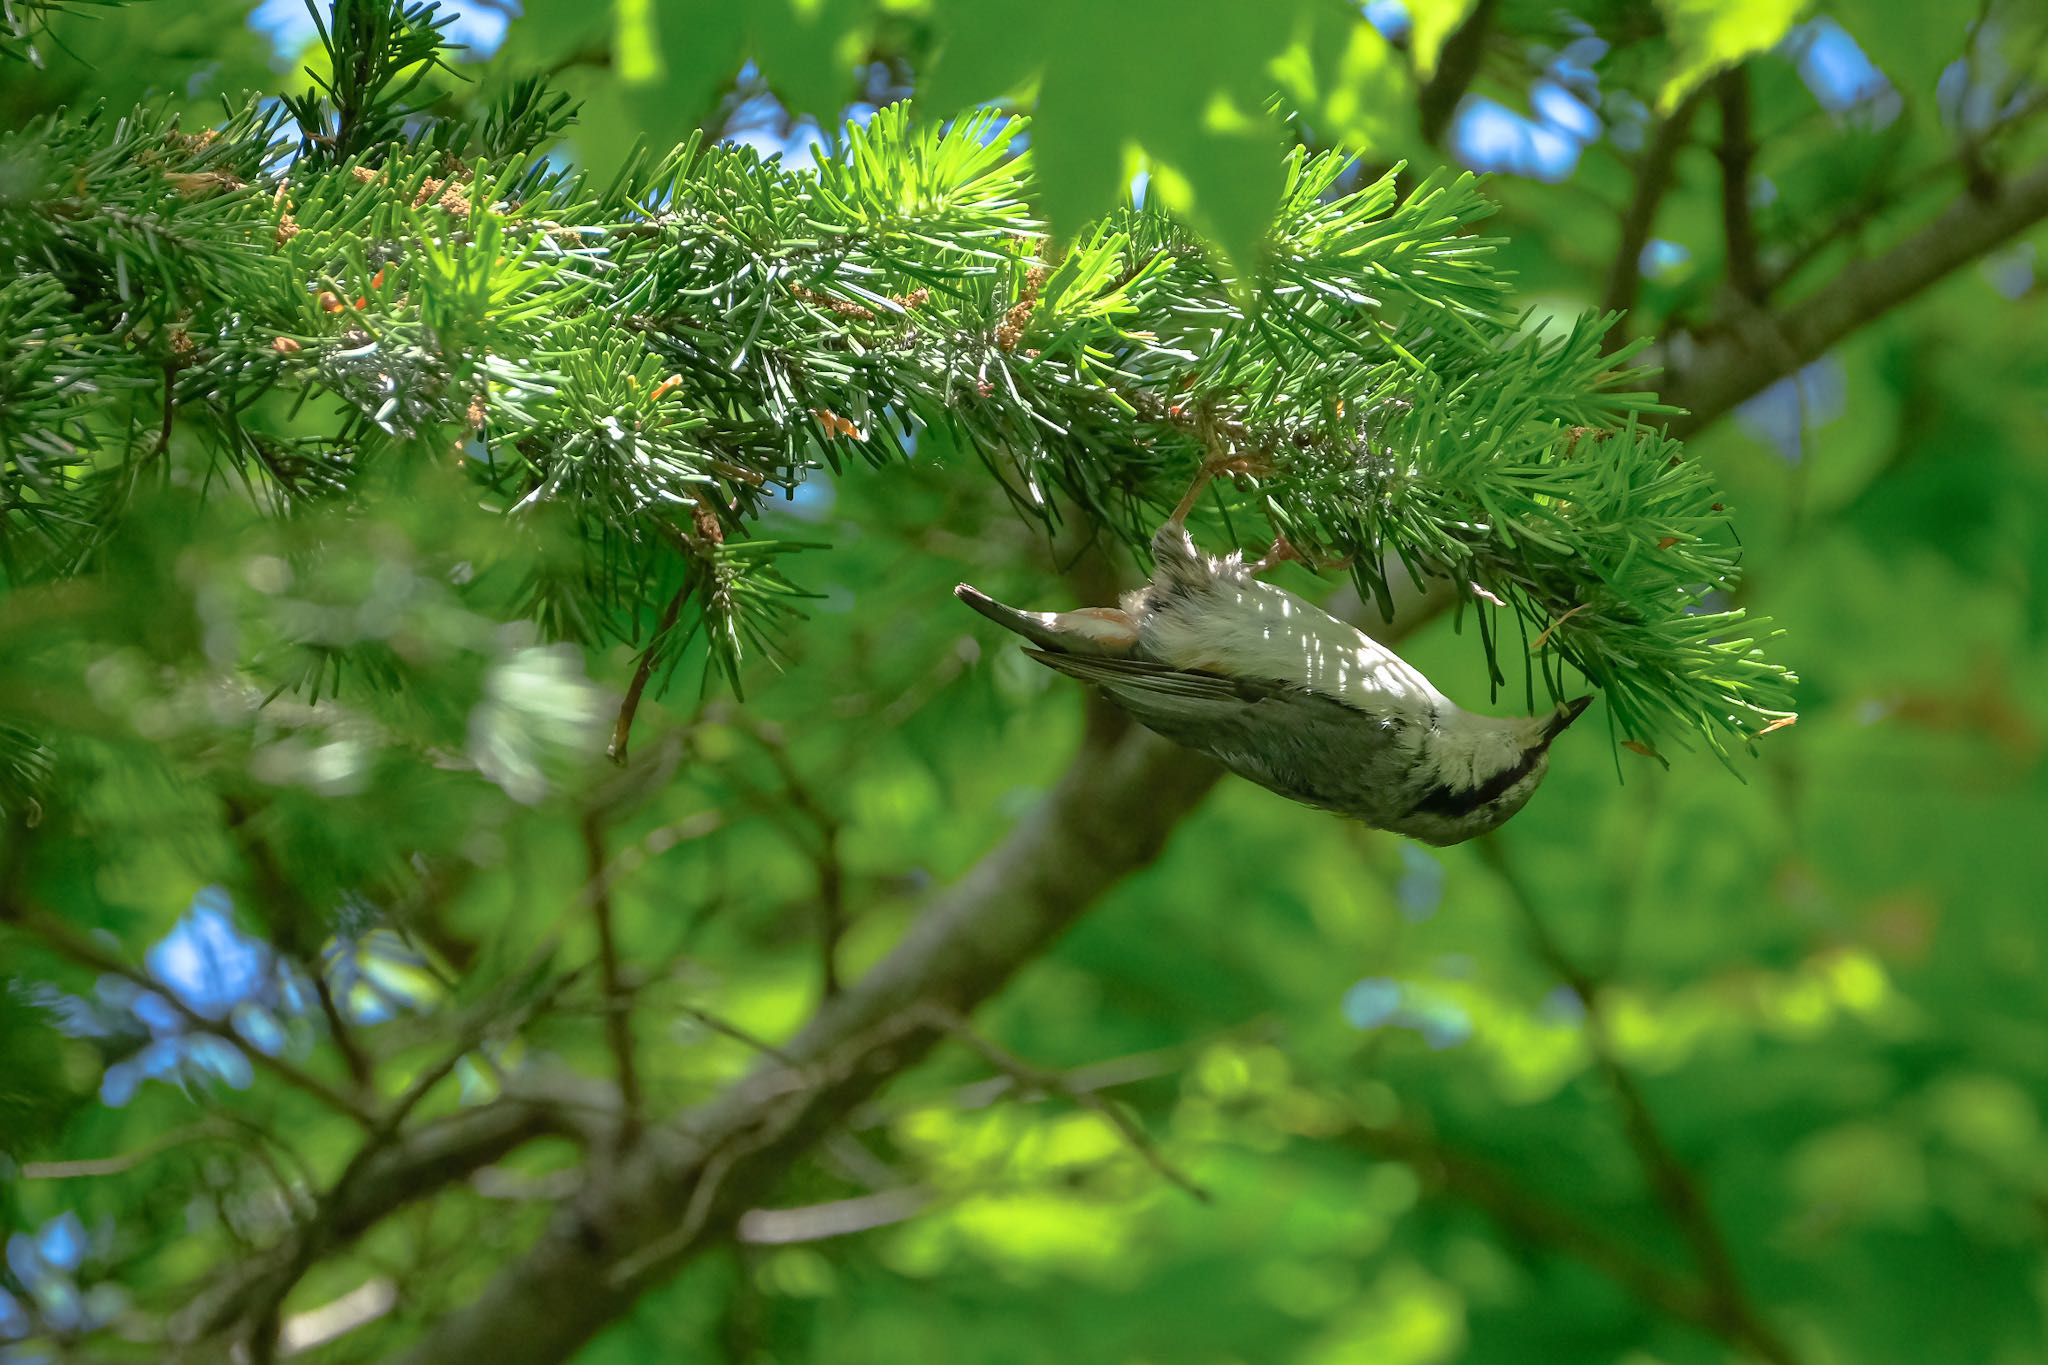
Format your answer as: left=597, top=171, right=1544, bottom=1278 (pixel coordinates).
left=3, top=78, right=1794, bottom=753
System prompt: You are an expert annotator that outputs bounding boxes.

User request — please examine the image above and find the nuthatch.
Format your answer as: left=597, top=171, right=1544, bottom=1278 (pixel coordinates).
left=956, top=467, right=1590, bottom=845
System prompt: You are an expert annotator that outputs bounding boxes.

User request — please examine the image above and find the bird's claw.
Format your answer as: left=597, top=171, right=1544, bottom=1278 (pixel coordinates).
left=1167, top=451, right=1277, bottom=529
left=1247, top=535, right=1349, bottom=577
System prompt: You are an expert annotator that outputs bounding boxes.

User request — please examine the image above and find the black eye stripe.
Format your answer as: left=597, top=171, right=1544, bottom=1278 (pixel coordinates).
left=1406, top=752, right=1539, bottom=818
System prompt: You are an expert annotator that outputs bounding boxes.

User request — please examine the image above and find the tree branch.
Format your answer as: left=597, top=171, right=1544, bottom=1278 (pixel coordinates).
left=174, top=1095, right=582, bottom=1348
left=1668, top=152, right=2048, bottom=435
left=1476, top=836, right=1799, bottom=1365
left=608, top=572, right=693, bottom=765
left=1346, top=1122, right=1719, bottom=1331
left=745, top=720, right=849, bottom=999
left=580, top=807, right=642, bottom=1145
left=1714, top=67, right=1764, bottom=305
left=3, top=902, right=376, bottom=1128
left=1417, top=0, right=1499, bottom=147
left=384, top=575, right=1447, bottom=1365
left=932, top=1008, right=1211, bottom=1203
left=1600, top=90, right=1705, bottom=346
left=737, top=1188, right=932, bottom=1245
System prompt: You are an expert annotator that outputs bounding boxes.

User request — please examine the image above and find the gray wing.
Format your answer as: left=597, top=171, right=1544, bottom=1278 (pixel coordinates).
left=1022, top=649, right=1407, bottom=816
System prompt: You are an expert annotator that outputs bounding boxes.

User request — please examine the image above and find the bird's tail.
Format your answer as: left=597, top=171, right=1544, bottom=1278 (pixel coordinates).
left=953, top=584, right=1138, bottom=657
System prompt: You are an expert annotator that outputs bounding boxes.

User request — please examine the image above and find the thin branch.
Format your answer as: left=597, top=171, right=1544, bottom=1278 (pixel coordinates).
left=676, top=1001, right=797, bottom=1065
left=221, top=796, right=376, bottom=1093
left=175, top=1096, right=580, bottom=1349
left=736, top=1188, right=931, bottom=1245
left=608, top=571, right=693, bottom=765
left=150, top=363, right=177, bottom=462
left=1714, top=67, right=1764, bottom=305
left=1346, top=1121, right=1718, bottom=1330
left=1670, top=150, right=2048, bottom=434
left=4, top=902, right=376, bottom=1128
left=580, top=807, right=642, bottom=1145
left=277, top=1277, right=396, bottom=1359
left=930, top=1007, right=1211, bottom=1204
left=1600, top=88, right=1706, bottom=347
left=309, top=969, right=375, bottom=1093
left=1476, top=835, right=1800, bottom=1365
left=745, top=721, right=847, bottom=998
left=857, top=1018, right=1287, bottom=1128
left=19, top=1122, right=229, bottom=1180
left=1417, top=0, right=1500, bottom=146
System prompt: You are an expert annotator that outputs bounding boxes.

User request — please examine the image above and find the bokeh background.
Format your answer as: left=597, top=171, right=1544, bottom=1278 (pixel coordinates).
left=4, top=2, right=2046, bottom=1363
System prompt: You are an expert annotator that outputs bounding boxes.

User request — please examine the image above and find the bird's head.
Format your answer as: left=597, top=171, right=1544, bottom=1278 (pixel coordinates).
left=1396, top=695, right=1592, bottom=845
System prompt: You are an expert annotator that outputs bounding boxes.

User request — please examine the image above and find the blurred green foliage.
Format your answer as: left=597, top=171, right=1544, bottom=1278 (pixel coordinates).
left=1, top=2, right=2046, bottom=1365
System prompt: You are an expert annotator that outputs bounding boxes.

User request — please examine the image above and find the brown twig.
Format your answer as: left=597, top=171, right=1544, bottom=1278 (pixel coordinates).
left=745, top=723, right=848, bottom=998
left=676, top=1002, right=798, bottom=1065
left=150, top=363, right=177, bottom=462
left=1715, top=67, right=1765, bottom=305
left=1600, top=88, right=1706, bottom=347
left=1417, top=0, right=1500, bottom=146
left=580, top=807, right=642, bottom=1145
left=309, top=970, right=375, bottom=1092
left=930, top=1008, right=1211, bottom=1204
left=609, top=573, right=694, bottom=765
left=220, top=796, right=376, bottom=1094
left=20, top=1122, right=230, bottom=1180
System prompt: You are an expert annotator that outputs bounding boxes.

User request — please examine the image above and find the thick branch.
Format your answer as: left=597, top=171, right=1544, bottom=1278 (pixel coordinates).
left=387, top=577, right=1445, bottom=1365
left=1668, top=153, right=2048, bottom=434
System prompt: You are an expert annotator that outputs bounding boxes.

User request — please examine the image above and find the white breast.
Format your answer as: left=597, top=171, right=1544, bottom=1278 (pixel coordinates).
left=1136, top=573, right=1451, bottom=713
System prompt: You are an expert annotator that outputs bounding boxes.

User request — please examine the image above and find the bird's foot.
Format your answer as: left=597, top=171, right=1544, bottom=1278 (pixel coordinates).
left=1247, top=535, right=1349, bottom=577
left=1166, top=450, right=1275, bottom=531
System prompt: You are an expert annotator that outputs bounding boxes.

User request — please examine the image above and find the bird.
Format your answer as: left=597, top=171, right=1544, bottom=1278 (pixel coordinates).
left=955, top=466, right=1591, bottom=845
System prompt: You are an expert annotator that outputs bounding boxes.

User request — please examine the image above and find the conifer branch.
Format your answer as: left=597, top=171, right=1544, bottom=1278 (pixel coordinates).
left=2, top=87, right=1792, bottom=755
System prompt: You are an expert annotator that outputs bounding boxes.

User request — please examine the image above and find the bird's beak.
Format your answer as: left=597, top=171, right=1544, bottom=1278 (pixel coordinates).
left=1543, top=695, right=1593, bottom=741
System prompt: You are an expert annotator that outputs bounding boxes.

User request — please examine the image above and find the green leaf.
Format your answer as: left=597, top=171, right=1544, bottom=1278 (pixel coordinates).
left=1406, top=0, right=1484, bottom=79
left=746, top=0, right=873, bottom=128
left=1276, top=4, right=1420, bottom=151
left=1140, top=95, right=1289, bottom=279
left=614, top=0, right=747, bottom=139
left=1827, top=0, right=1973, bottom=98
left=918, top=0, right=1040, bottom=115
left=923, top=0, right=1325, bottom=269
left=1655, top=0, right=1812, bottom=111
left=614, top=0, right=869, bottom=148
